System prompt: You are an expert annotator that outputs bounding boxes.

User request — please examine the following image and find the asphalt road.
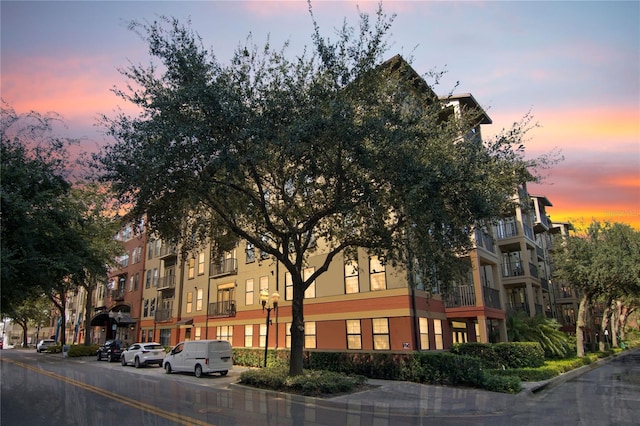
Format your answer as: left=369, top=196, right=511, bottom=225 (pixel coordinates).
left=1, top=347, right=639, bottom=425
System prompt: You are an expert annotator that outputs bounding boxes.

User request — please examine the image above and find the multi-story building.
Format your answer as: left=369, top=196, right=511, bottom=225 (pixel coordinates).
left=87, top=59, right=569, bottom=353
left=90, top=221, right=146, bottom=345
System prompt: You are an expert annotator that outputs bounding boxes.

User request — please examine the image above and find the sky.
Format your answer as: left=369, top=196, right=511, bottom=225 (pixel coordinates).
left=2, top=1, right=639, bottom=229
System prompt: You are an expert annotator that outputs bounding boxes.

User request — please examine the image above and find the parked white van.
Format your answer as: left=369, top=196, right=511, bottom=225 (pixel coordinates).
left=163, top=340, right=232, bottom=378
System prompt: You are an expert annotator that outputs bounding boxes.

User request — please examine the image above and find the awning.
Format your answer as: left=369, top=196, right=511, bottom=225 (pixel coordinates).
left=90, top=312, right=110, bottom=326
left=176, top=318, right=193, bottom=326
left=114, top=313, right=136, bottom=325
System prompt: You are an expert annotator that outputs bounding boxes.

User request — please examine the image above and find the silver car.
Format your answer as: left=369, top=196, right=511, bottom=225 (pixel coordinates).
left=120, top=342, right=166, bottom=368
left=36, top=339, right=57, bottom=353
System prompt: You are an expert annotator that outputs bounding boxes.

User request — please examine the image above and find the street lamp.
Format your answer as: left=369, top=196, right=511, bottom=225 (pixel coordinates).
left=260, top=289, right=280, bottom=368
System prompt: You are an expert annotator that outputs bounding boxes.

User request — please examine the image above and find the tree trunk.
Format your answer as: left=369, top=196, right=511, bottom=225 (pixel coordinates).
left=576, top=292, right=590, bottom=357
left=289, top=275, right=306, bottom=377
left=83, top=284, right=94, bottom=346
left=599, top=302, right=611, bottom=352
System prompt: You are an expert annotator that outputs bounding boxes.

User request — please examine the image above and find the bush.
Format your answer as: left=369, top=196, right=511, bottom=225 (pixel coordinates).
left=482, top=374, right=521, bottom=394
left=493, top=342, right=545, bottom=368
left=67, top=344, right=100, bottom=357
left=239, top=367, right=366, bottom=397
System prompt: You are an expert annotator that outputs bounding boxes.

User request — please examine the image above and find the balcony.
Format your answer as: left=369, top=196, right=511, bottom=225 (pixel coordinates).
left=474, top=229, right=495, bottom=253
left=502, top=261, right=525, bottom=278
left=158, top=243, right=177, bottom=258
left=482, top=287, right=502, bottom=309
left=444, top=285, right=476, bottom=308
left=209, top=258, right=238, bottom=278
left=156, top=275, right=176, bottom=290
left=493, top=221, right=518, bottom=240
left=207, top=300, right=237, bottom=318
left=155, top=308, right=172, bottom=322
left=111, top=288, right=125, bottom=301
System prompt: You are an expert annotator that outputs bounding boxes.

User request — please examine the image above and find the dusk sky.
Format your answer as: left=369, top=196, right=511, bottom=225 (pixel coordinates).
left=2, top=1, right=639, bottom=229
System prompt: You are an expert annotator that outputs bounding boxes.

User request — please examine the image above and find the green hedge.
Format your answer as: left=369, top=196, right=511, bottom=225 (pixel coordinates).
left=452, top=342, right=545, bottom=369
left=67, top=344, right=100, bottom=357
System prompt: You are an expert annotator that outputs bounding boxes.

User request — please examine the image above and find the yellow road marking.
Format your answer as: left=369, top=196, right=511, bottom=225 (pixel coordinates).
left=4, top=358, right=214, bottom=426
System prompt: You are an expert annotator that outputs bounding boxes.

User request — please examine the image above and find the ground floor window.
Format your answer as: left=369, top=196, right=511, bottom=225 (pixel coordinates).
left=159, top=329, right=171, bottom=347
left=346, top=319, right=362, bottom=350
left=452, top=320, right=468, bottom=344
left=217, top=325, right=233, bottom=345
left=245, top=325, right=253, bottom=347
left=304, top=321, right=316, bottom=349
left=433, top=319, right=443, bottom=350
left=372, top=318, right=390, bottom=350
left=285, top=322, right=291, bottom=348
left=259, top=323, right=267, bottom=348
left=419, top=317, right=429, bottom=350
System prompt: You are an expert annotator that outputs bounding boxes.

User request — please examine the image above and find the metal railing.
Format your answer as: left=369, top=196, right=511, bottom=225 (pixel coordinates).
left=444, top=285, right=476, bottom=308
left=155, top=308, right=172, bottom=322
left=482, top=287, right=502, bottom=309
left=156, top=275, right=176, bottom=290
left=207, top=300, right=237, bottom=318
left=474, top=229, right=495, bottom=253
left=209, top=258, right=238, bottom=278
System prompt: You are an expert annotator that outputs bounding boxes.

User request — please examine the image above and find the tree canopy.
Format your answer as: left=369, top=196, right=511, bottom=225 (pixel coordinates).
left=1, top=101, right=122, bottom=343
left=553, top=221, right=640, bottom=356
left=97, top=7, right=541, bottom=375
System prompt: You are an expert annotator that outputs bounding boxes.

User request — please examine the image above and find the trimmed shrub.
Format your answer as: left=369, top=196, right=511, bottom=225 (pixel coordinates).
left=493, top=342, right=545, bottom=368
left=482, top=374, right=521, bottom=394
left=67, top=344, right=100, bottom=357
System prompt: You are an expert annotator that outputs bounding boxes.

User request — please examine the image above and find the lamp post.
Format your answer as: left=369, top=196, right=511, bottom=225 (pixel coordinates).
left=260, top=289, right=280, bottom=368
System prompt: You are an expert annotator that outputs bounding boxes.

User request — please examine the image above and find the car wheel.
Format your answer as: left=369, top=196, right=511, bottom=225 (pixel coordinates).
left=134, top=357, right=141, bottom=368
left=220, top=370, right=228, bottom=376
left=194, top=364, right=203, bottom=378
left=164, top=363, right=172, bottom=374
left=121, top=356, right=126, bottom=366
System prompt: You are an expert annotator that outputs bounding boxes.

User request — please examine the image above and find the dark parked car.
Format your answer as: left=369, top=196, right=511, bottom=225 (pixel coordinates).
left=96, top=339, right=124, bottom=362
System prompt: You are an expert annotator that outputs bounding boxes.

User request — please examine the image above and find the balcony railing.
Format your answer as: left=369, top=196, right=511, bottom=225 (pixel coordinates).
left=493, top=221, right=518, bottom=239
left=444, top=285, right=476, bottom=308
left=158, top=243, right=177, bottom=258
left=474, top=229, right=495, bottom=253
left=540, top=278, right=549, bottom=291
left=528, top=262, right=539, bottom=278
left=207, top=300, right=237, bottom=318
left=502, top=261, right=525, bottom=278
left=523, top=223, right=534, bottom=241
left=483, top=287, right=502, bottom=309
left=111, top=288, right=125, bottom=301
left=209, top=258, right=238, bottom=278
left=156, top=275, right=176, bottom=290
left=155, top=308, right=172, bottom=322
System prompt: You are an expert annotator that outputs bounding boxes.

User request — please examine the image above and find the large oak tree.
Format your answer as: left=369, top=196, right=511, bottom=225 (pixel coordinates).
left=97, top=7, right=539, bottom=375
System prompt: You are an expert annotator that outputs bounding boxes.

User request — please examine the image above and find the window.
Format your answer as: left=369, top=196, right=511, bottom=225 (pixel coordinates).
left=129, top=276, right=134, bottom=292
left=452, top=321, right=468, bottom=344
left=304, top=322, right=316, bottom=349
left=186, top=292, right=193, bottom=314
left=303, top=267, right=316, bottom=299
left=246, top=242, right=255, bottom=263
left=346, top=319, right=362, bottom=350
left=194, top=327, right=202, bottom=341
left=188, top=258, right=195, bottom=279
left=434, top=319, right=444, bottom=350
left=147, top=330, right=153, bottom=343
left=146, top=270, right=151, bottom=289
left=159, top=329, right=170, bottom=347
left=154, top=239, right=161, bottom=257
left=372, top=318, right=390, bottom=350
left=345, top=259, right=359, bottom=294
left=198, top=252, right=205, bottom=275
left=217, top=325, right=233, bottom=345
left=134, top=273, right=140, bottom=291
left=285, top=273, right=293, bottom=301
left=143, top=299, right=149, bottom=317
left=196, top=288, right=203, bottom=311
left=285, top=322, right=292, bottom=348
left=185, top=328, right=192, bottom=341
left=245, top=279, right=254, bottom=306
left=150, top=298, right=156, bottom=317
left=259, top=323, right=267, bottom=348
left=370, top=256, right=386, bottom=291
left=152, top=268, right=158, bottom=288
left=259, top=276, right=269, bottom=294
left=419, top=317, right=429, bottom=350
left=148, top=240, right=154, bottom=259
left=244, top=325, right=253, bottom=347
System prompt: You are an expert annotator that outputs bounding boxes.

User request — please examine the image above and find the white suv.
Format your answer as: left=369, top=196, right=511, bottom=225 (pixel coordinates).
left=121, top=342, right=166, bottom=368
